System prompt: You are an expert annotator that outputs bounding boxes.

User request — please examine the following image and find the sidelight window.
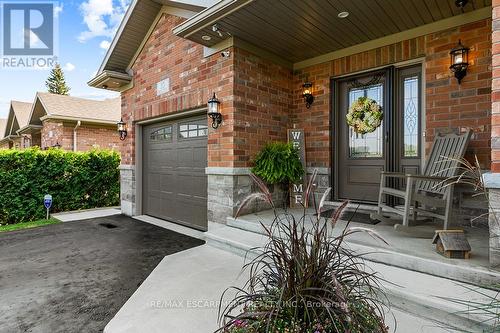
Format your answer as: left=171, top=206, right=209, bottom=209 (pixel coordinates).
left=403, top=76, right=419, bottom=157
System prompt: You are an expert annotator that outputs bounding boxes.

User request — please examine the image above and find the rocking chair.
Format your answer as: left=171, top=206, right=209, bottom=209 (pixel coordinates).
left=370, top=129, right=472, bottom=230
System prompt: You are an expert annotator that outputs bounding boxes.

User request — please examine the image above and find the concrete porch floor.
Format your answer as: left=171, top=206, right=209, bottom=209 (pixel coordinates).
left=229, top=206, right=499, bottom=287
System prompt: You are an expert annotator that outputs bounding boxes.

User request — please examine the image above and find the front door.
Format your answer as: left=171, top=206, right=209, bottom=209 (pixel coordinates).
left=334, top=65, right=422, bottom=202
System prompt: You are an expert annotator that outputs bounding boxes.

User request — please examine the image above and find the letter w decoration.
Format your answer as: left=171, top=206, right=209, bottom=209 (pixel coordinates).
left=288, top=128, right=307, bottom=208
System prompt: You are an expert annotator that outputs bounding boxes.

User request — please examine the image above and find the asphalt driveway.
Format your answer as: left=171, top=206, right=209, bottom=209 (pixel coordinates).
left=0, top=215, right=205, bottom=333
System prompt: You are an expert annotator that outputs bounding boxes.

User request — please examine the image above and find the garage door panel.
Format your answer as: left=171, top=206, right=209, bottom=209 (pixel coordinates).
left=143, top=115, right=208, bottom=231
left=176, top=173, right=206, bottom=197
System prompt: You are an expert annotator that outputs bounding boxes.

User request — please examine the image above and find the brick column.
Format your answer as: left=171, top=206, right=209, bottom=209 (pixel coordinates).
left=487, top=1, right=500, bottom=267
left=493, top=1, right=500, bottom=171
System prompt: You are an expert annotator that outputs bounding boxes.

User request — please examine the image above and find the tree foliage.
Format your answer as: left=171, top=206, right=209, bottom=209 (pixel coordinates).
left=0, top=148, right=120, bottom=224
left=45, top=63, right=70, bottom=95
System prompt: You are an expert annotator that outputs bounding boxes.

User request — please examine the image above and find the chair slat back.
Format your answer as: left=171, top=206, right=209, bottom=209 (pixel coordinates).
left=417, top=130, right=472, bottom=195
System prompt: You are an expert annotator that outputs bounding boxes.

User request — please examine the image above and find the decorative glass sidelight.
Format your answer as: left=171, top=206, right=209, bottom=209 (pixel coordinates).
left=403, top=76, right=419, bottom=157
left=348, top=84, right=383, bottom=158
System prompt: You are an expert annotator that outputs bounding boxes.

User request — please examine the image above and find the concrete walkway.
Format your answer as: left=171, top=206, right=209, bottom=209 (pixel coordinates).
left=104, top=244, right=449, bottom=333
left=53, top=207, right=121, bottom=222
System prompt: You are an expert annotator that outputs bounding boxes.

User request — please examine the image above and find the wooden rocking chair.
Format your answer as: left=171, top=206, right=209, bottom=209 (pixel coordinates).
left=370, top=130, right=472, bottom=230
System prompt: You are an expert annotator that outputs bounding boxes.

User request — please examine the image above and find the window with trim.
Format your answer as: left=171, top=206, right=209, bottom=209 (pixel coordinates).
left=150, top=126, right=172, bottom=142
left=179, top=122, right=208, bottom=139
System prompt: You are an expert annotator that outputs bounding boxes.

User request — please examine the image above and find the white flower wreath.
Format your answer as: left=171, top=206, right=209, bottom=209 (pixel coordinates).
left=346, top=97, right=383, bottom=135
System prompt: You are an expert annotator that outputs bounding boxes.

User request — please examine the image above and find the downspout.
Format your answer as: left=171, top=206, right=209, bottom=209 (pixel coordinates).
left=73, top=121, right=81, bottom=152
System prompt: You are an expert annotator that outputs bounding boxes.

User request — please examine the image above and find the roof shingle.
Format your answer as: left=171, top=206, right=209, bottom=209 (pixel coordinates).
left=11, top=101, right=32, bottom=128
left=37, top=93, right=121, bottom=123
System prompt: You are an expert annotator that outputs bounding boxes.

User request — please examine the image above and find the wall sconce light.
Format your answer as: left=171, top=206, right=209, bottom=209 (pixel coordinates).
left=449, top=39, right=469, bottom=84
left=207, top=93, right=222, bottom=129
left=53, top=142, right=61, bottom=149
left=117, top=118, right=128, bottom=141
left=302, top=82, right=314, bottom=108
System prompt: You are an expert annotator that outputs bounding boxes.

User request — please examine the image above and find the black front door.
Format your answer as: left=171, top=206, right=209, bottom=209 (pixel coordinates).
left=334, top=65, right=422, bottom=202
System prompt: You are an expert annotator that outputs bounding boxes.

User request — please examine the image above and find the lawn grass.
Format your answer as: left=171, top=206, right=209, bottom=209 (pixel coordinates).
left=0, top=218, right=60, bottom=233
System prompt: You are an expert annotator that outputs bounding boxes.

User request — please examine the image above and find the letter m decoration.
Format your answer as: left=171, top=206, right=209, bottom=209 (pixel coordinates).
left=288, top=128, right=306, bottom=208
left=2, top=2, right=54, bottom=56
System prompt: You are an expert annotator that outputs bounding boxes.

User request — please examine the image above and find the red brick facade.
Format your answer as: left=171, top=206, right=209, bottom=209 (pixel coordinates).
left=121, top=14, right=294, bottom=168
left=492, top=0, right=500, bottom=172
left=122, top=13, right=492, bottom=173
left=121, top=14, right=234, bottom=166
left=293, top=19, right=492, bottom=169
left=41, top=120, right=120, bottom=151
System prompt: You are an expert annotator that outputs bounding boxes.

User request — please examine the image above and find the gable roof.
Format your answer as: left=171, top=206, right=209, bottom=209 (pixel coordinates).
left=432, top=230, right=471, bottom=252
left=0, top=119, right=6, bottom=140
left=89, top=0, right=215, bottom=91
left=3, top=100, right=32, bottom=138
left=11, top=101, right=32, bottom=129
left=97, top=0, right=212, bottom=74
left=34, top=93, right=121, bottom=124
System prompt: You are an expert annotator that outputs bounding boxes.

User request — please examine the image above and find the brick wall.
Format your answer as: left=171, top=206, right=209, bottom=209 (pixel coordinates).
left=426, top=20, right=491, bottom=167
left=41, top=120, right=66, bottom=149
left=121, top=14, right=234, bottom=167
left=231, top=48, right=293, bottom=167
left=292, top=18, right=492, bottom=169
left=41, top=120, right=120, bottom=151
left=75, top=125, right=120, bottom=151
left=124, top=14, right=491, bottom=171
left=492, top=1, right=500, bottom=172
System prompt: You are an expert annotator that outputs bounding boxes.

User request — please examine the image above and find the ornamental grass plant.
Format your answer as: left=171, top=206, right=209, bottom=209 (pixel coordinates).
left=217, top=171, right=389, bottom=333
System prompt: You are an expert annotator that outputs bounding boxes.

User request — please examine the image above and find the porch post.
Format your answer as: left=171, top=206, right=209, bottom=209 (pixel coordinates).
left=487, top=1, right=500, bottom=267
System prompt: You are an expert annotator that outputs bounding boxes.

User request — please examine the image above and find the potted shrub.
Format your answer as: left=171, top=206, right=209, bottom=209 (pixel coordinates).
left=217, top=172, right=389, bottom=333
left=251, top=142, right=304, bottom=209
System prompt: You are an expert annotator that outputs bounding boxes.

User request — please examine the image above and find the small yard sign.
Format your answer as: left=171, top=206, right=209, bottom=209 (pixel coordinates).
left=288, top=128, right=306, bottom=208
left=44, top=194, right=52, bottom=219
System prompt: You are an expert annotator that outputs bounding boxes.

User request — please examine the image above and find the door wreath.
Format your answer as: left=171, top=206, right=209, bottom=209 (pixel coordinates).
left=346, top=97, right=383, bottom=135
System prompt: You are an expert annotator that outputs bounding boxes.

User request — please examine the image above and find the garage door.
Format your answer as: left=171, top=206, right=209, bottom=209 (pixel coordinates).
left=143, top=116, right=208, bottom=231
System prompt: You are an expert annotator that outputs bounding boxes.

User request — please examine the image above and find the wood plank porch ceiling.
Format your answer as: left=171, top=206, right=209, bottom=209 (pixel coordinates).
left=177, top=0, right=491, bottom=63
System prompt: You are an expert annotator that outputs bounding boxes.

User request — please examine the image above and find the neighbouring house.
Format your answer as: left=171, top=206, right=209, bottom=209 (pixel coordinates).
left=0, top=119, right=7, bottom=149
left=0, top=101, right=32, bottom=149
left=88, top=0, right=500, bottom=266
left=16, top=92, right=122, bottom=151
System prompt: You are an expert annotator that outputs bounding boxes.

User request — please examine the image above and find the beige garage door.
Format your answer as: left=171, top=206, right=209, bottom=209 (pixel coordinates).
left=143, top=116, right=208, bottom=230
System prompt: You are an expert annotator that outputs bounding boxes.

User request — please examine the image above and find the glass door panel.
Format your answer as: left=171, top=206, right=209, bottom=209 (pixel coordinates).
left=348, top=84, right=384, bottom=158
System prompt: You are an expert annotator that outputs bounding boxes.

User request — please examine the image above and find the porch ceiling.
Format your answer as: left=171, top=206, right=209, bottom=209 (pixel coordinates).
left=174, top=0, right=492, bottom=64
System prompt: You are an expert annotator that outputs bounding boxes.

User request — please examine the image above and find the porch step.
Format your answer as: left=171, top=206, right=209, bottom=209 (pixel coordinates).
left=226, top=216, right=500, bottom=288
left=207, top=222, right=497, bottom=332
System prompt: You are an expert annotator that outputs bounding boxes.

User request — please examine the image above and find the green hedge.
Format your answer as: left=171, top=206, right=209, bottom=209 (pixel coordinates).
left=0, top=148, right=120, bottom=224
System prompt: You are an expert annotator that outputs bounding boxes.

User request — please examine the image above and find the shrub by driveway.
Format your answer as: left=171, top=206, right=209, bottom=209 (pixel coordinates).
left=0, top=148, right=120, bottom=225
left=0, top=215, right=204, bottom=333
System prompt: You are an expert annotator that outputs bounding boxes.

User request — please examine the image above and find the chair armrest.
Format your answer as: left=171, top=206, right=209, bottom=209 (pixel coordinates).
left=406, top=174, right=448, bottom=181
left=380, top=171, right=408, bottom=179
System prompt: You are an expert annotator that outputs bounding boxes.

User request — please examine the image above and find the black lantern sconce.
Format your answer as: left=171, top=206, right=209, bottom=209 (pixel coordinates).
left=117, top=118, right=128, bottom=141
left=302, top=82, right=314, bottom=108
left=207, top=93, right=222, bottom=129
left=449, top=39, right=469, bottom=84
